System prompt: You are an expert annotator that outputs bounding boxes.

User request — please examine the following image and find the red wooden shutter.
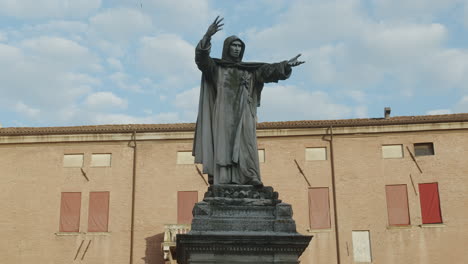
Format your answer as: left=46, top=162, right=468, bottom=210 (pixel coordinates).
left=308, top=188, right=331, bottom=229
left=385, top=185, right=410, bottom=225
left=419, top=183, right=442, bottom=224
left=59, top=192, right=81, bottom=232
left=88, top=192, right=110, bottom=232
left=177, top=191, right=198, bottom=224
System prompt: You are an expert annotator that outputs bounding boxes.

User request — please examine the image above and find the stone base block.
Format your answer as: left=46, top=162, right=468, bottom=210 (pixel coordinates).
left=177, top=233, right=311, bottom=264
left=176, top=185, right=312, bottom=264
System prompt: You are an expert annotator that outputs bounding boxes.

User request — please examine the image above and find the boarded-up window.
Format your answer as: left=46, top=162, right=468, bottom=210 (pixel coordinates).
left=382, top=145, right=403, bottom=158
left=305, top=147, right=327, bottom=161
left=308, top=188, right=331, bottom=229
left=177, top=191, right=198, bottom=224
left=63, top=154, right=84, bottom=168
left=258, top=149, right=265, bottom=163
left=419, top=183, right=442, bottom=224
left=88, top=192, right=110, bottom=232
left=414, top=143, right=434, bottom=156
left=59, top=192, right=81, bottom=232
left=177, top=151, right=195, bottom=164
left=352, top=231, right=372, bottom=263
left=91, top=154, right=112, bottom=167
left=385, top=185, right=410, bottom=226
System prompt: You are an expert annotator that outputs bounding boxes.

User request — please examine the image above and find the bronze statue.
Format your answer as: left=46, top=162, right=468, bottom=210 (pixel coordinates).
left=193, top=17, right=304, bottom=186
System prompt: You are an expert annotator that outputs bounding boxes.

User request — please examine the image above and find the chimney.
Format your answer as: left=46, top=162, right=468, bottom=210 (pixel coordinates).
left=384, top=107, right=391, bottom=119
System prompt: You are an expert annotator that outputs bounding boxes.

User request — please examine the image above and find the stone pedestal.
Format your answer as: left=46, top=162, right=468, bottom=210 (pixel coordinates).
left=177, top=185, right=312, bottom=264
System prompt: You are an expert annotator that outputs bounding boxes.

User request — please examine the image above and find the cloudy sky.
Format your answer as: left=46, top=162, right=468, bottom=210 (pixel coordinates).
left=1, top=0, right=468, bottom=127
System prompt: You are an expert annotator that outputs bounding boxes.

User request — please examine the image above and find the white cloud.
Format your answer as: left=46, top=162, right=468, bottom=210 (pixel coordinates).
left=371, top=0, right=462, bottom=21
left=0, top=32, right=7, bottom=42
left=258, top=85, right=352, bottom=121
left=89, top=8, right=152, bottom=42
left=85, top=92, right=128, bottom=110
left=0, top=0, right=101, bottom=19
left=363, top=23, right=447, bottom=64
left=142, top=0, right=214, bottom=35
left=245, top=0, right=368, bottom=59
left=174, top=87, right=200, bottom=121
left=243, top=0, right=468, bottom=99
left=20, top=36, right=97, bottom=69
left=175, top=87, right=199, bottom=110
left=137, top=34, right=198, bottom=88
left=422, top=49, right=468, bottom=88
left=345, top=90, right=367, bottom=103
left=454, top=96, right=468, bottom=113
left=0, top=40, right=99, bottom=112
left=109, top=72, right=142, bottom=92
left=426, top=109, right=452, bottom=115
left=90, top=112, right=180, bottom=124
left=22, top=20, right=89, bottom=35
left=14, top=101, right=40, bottom=118
left=107, top=57, right=123, bottom=71
left=354, top=105, right=368, bottom=118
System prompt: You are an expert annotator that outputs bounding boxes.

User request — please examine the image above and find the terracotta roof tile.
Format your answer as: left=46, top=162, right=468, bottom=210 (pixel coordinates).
left=1, top=113, right=468, bottom=136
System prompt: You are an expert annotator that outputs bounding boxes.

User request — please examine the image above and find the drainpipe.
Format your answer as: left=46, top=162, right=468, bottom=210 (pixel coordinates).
left=329, top=126, right=341, bottom=264
left=129, top=131, right=137, bottom=264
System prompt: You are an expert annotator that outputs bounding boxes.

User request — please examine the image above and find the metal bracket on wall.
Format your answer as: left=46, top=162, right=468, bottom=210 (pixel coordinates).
left=406, top=146, right=423, bottom=174
left=294, top=159, right=312, bottom=187
left=74, top=240, right=85, bottom=260
left=81, top=240, right=92, bottom=260
left=409, top=174, right=418, bottom=196
left=195, top=165, right=209, bottom=186
left=80, top=168, right=90, bottom=181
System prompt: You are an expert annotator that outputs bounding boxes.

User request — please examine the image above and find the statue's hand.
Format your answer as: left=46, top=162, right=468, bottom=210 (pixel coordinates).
left=205, top=16, right=224, bottom=38
left=288, top=54, right=305, bottom=67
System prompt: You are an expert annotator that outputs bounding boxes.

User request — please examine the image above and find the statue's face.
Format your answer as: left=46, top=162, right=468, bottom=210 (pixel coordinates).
left=229, top=40, right=242, bottom=58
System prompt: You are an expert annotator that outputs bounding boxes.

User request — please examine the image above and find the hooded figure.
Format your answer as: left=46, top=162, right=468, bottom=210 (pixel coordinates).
left=193, top=35, right=292, bottom=186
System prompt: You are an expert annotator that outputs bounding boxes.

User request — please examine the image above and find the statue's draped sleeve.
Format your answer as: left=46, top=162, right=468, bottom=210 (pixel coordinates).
left=256, top=61, right=292, bottom=83
left=193, top=38, right=217, bottom=175
left=254, top=61, right=292, bottom=107
left=195, top=37, right=217, bottom=83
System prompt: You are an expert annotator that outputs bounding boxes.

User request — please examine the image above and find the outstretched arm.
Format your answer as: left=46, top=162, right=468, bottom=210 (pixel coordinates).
left=196, top=16, right=224, bottom=74
left=256, top=54, right=305, bottom=83
left=287, top=54, right=305, bottom=67
left=200, top=16, right=224, bottom=49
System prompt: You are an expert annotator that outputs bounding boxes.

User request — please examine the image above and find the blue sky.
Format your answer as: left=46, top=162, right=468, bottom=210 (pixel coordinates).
left=1, top=0, right=468, bottom=127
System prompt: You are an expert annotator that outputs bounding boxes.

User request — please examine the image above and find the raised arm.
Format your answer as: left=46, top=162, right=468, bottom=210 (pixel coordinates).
left=256, top=54, right=305, bottom=83
left=195, top=16, right=224, bottom=74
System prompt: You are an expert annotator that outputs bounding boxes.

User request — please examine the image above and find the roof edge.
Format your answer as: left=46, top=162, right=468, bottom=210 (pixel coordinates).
left=1, top=113, right=468, bottom=136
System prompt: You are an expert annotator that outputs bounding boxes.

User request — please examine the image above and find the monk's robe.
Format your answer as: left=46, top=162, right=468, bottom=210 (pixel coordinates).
left=193, top=35, right=292, bottom=185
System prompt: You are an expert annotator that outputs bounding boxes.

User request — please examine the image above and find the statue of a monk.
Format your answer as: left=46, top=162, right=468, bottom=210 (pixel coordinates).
left=193, top=16, right=304, bottom=187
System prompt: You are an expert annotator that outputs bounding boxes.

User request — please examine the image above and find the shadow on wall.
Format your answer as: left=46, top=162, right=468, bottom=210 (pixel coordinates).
left=142, top=233, right=165, bottom=264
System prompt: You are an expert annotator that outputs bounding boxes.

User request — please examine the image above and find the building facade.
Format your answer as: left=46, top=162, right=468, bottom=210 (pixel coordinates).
left=1, top=114, right=468, bottom=264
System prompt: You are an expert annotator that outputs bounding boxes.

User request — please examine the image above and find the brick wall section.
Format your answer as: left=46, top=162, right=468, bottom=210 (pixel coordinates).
left=1, top=117, right=468, bottom=264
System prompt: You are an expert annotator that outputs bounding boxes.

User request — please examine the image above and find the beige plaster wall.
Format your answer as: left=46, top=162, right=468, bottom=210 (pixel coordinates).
left=1, top=127, right=468, bottom=264
left=0, top=142, right=134, bottom=264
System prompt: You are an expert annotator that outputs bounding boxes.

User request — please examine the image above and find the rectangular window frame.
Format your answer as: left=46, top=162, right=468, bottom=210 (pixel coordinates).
left=305, top=147, right=327, bottom=161
left=177, top=191, right=198, bottom=224
left=90, top=153, right=112, bottom=167
left=382, top=144, right=404, bottom=159
left=352, top=230, right=373, bottom=263
left=419, top=182, right=443, bottom=224
left=414, top=142, right=435, bottom=156
left=63, top=154, right=84, bottom=168
left=176, top=151, right=195, bottom=165
left=59, top=192, right=82, bottom=232
left=258, top=149, right=265, bottom=163
left=308, top=187, right=331, bottom=230
left=88, top=191, right=110, bottom=232
left=385, top=184, right=410, bottom=226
